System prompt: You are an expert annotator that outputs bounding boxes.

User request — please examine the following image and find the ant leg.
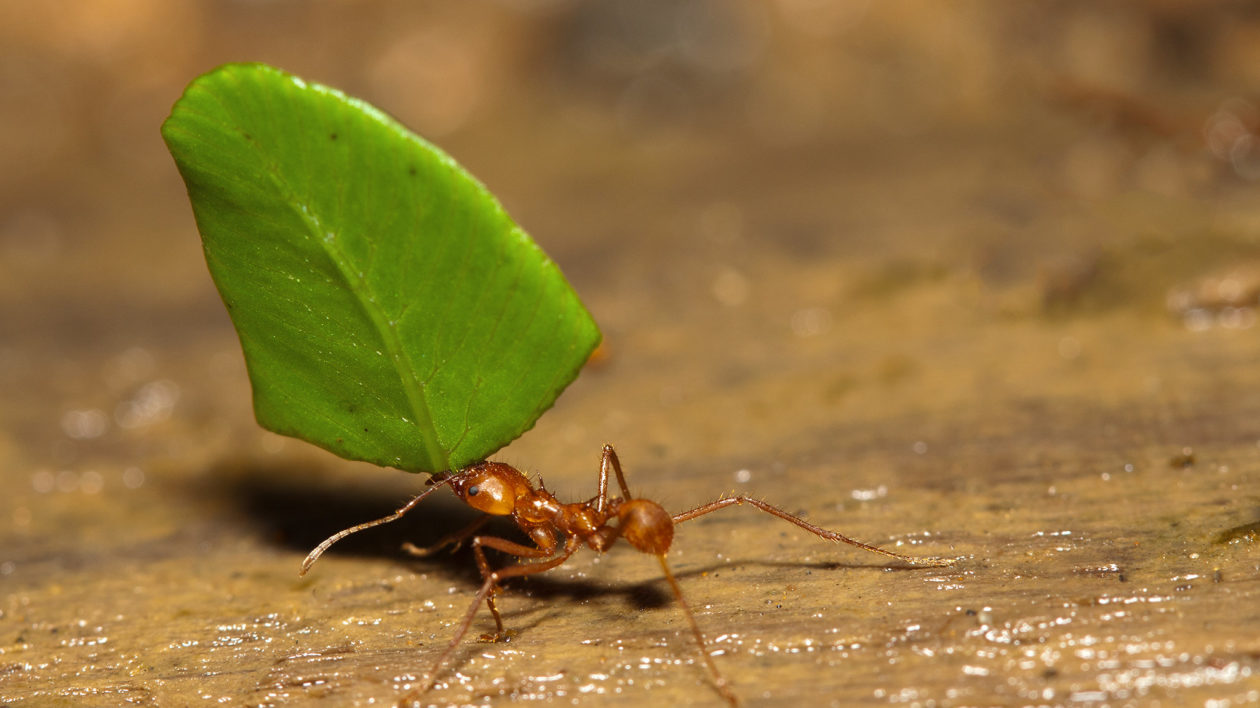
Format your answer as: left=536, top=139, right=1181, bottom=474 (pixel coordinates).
left=655, top=554, right=738, bottom=706
left=401, top=516, right=490, bottom=557
left=401, top=543, right=578, bottom=704
left=595, top=444, right=634, bottom=513
left=672, top=496, right=953, bottom=567
left=468, top=536, right=556, bottom=640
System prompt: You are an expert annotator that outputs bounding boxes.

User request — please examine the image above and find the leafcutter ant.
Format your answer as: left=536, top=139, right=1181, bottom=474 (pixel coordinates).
left=300, top=445, right=953, bottom=705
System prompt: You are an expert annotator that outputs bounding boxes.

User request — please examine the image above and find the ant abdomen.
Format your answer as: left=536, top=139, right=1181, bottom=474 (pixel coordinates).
left=617, top=498, right=674, bottom=555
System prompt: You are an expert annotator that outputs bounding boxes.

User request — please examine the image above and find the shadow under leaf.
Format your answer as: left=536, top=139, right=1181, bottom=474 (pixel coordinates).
left=196, top=458, right=519, bottom=579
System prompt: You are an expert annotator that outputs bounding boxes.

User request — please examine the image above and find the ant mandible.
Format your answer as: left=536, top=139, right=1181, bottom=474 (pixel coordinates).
left=299, top=445, right=953, bottom=706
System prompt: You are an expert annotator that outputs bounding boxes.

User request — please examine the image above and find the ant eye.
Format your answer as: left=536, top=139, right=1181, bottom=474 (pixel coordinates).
left=467, top=485, right=480, bottom=497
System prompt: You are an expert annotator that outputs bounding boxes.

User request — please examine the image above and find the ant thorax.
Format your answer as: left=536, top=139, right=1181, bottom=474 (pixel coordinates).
left=521, top=489, right=618, bottom=550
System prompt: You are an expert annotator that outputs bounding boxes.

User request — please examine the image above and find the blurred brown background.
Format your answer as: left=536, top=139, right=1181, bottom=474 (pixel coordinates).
left=3, top=2, right=1259, bottom=706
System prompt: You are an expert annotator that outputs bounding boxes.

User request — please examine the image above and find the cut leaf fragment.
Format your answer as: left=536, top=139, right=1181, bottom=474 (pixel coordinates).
left=162, top=63, right=600, bottom=473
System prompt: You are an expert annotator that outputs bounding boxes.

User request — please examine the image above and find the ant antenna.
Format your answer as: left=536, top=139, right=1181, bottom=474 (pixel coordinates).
left=299, top=475, right=458, bottom=575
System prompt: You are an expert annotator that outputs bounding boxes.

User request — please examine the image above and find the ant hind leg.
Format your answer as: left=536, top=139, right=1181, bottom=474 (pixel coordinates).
left=672, top=496, right=954, bottom=567
left=654, top=553, right=738, bottom=706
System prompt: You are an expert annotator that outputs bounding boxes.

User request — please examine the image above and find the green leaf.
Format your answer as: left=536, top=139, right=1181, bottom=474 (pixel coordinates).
left=161, top=63, right=600, bottom=473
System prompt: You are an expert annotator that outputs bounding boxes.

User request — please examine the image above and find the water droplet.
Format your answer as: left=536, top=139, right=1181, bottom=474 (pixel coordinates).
left=61, top=409, right=107, bottom=439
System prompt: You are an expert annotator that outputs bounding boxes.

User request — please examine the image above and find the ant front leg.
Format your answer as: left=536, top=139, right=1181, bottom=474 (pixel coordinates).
left=405, top=538, right=579, bottom=703
left=468, top=535, right=556, bottom=640
left=401, top=516, right=490, bottom=558
left=672, top=496, right=954, bottom=567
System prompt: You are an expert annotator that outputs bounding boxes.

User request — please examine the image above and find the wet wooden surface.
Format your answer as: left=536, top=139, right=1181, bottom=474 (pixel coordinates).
left=3, top=3, right=1259, bottom=706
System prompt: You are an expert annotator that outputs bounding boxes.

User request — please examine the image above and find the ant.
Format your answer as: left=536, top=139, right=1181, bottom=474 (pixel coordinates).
left=300, top=445, right=953, bottom=705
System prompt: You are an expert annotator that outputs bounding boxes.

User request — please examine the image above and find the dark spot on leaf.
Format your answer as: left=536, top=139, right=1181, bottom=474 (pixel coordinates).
left=363, top=427, right=369, bottom=432
left=329, top=132, right=338, bottom=140
left=408, top=165, right=417, bottom=176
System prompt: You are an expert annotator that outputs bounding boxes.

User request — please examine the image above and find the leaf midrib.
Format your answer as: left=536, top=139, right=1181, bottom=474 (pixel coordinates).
left=272, top=174, right=450, bottom=472
left=193, top=70, right=452, bottom=473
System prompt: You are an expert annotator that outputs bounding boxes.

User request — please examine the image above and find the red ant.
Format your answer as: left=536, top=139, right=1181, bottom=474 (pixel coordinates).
left=300, top=445, right=953, bottom=705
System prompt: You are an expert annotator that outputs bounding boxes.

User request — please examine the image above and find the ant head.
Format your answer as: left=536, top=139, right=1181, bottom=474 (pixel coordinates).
left=450, top=461, right=529, bottom=516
